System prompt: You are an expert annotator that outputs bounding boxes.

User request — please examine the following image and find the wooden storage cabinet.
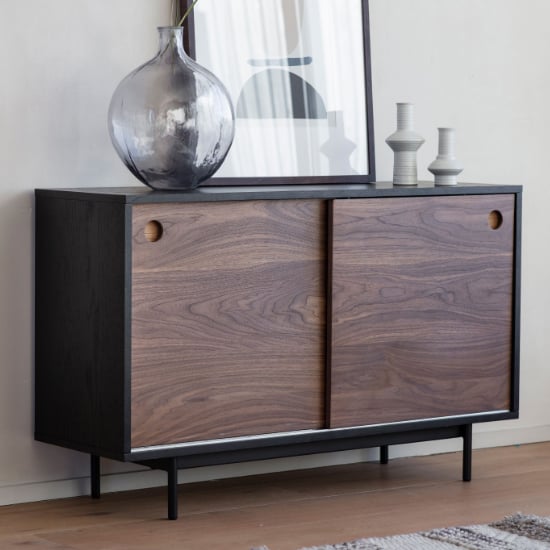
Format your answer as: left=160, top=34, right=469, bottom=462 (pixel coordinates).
left=35, top=184, right=521, bottom=519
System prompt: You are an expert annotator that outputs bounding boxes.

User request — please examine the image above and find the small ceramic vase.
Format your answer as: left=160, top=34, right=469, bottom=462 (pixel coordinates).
left=428, top=128, right=463, bottom=186
left=385, top=103, right=425, bottom=186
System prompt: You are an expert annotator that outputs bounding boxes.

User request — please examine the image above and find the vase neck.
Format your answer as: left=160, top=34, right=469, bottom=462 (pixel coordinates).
left=396, top=103, right=415, bottom=131
left=438, top=128, right=455, bottom=156
left=157, top=26, right=188, bottom=61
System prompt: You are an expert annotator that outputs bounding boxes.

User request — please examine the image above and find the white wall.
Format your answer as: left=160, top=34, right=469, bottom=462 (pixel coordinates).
left=0, top=0, right=549, bottom=505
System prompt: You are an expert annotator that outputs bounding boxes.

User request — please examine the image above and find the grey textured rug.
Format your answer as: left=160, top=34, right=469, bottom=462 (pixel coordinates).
left=254, top=513, right=550, bottom=549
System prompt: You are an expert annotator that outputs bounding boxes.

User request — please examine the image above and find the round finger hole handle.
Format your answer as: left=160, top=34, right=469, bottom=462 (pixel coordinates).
left=488, top=210, right=503, bottom=230
left=144, top=220, right=163, bottom=242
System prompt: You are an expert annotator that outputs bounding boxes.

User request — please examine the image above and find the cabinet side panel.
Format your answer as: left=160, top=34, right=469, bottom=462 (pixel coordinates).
left=35, top=196, right=127, bottom=456
left=131, top=199, right=326, bottom=447
left=330, top=195, right=514, bottom=428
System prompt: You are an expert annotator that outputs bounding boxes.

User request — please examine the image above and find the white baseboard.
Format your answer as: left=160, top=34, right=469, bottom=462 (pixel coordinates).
left=2, top=424, right=549, bottom=507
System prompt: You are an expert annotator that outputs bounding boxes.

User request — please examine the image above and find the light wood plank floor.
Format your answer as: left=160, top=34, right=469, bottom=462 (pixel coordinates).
left=0, top=442, right=549, bottom=549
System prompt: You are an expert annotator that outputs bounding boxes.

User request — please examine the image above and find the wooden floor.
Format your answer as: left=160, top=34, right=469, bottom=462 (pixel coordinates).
left=0, top=442, right=549, bottom=549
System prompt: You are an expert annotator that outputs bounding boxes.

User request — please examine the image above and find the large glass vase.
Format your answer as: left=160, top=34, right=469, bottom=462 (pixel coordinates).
left=108, top=27, right=235, bottom=191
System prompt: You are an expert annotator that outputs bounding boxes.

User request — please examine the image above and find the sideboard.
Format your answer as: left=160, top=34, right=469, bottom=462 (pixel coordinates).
left=34, top=182, right=521, bottom=519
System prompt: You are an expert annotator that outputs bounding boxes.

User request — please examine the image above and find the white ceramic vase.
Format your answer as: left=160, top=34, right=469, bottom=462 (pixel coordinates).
left=428, top=128, right=463, bottom=186
left=385, top=103, right=425, bottom=186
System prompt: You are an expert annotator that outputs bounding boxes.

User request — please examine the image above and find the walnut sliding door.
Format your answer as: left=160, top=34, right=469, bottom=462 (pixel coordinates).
left=329, top=195, right=515, bottom=428
left=131, top=200, right=326, bottom=447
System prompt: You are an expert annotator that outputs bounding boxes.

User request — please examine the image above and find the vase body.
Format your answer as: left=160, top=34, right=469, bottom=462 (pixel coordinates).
left=428, top=128, right=463, bottom=186
left=385, top=103, right=424, bottom=186
left=108, top=27, right=235, bottom=191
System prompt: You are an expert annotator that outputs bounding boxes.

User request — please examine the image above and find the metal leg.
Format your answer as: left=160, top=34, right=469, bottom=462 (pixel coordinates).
left=380, top=445, right=389, bottom=465
left=462, top=424, right=472, bottom=482
left=167, top=458, right=178, bottom=520
left=91, top=454, right=101, bottom=499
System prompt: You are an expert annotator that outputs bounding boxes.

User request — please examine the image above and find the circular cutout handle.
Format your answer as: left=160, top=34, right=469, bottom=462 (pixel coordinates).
left=488, top=210, right=503, bottom=230
left=144, top=220, right=163, bottom=242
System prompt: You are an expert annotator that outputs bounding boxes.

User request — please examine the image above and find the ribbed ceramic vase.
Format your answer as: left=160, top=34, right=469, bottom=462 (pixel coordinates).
left=108, top=27, right=235, bottom=191
left=428, top=128, right=463, bottom=186
left=385, top=103, right=424, bottom=186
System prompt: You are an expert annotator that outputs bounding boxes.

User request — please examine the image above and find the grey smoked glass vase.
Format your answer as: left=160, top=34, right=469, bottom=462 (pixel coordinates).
left=108, top=27, right=235, bottom=191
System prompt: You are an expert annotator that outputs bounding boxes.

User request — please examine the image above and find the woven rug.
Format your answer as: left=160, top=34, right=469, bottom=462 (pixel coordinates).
left=254, top=513, right=550, bottom=549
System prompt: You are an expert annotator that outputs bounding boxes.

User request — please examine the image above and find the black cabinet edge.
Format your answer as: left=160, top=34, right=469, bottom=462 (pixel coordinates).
left=34, top=183, right=523, bottom=204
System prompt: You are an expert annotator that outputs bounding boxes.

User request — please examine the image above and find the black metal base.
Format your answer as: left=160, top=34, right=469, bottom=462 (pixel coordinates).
left=167, top=458, right=178, bottom=521
left=462, top=424, right=472, bottom=482
left=88, top=423, right=474, bottom=520
left=91, top=454, right=100, bottom=499
left=380, top=445, right=389, bottom=465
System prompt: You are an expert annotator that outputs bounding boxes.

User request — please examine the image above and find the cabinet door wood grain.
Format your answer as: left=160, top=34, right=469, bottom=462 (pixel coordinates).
left=131, top=200, right=326, bottom=448
left=329, top=195, right=515, bottom=428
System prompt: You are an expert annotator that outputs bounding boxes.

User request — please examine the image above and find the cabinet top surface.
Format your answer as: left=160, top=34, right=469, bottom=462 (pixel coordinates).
left=35, top=182, right=522, bottom=204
